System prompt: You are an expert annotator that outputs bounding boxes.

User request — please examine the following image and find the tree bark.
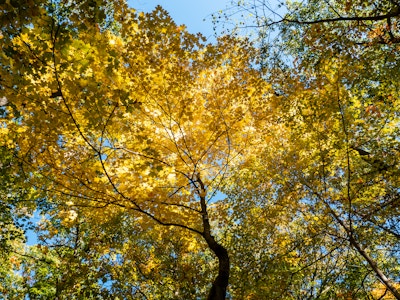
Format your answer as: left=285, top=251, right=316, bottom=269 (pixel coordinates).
left=203, top=230, right=230, bottom=300
left=197, top=176, right=230, bottom=300
left=327, top=203, right=400, bottom=300
left=349, top=235, right=400, bottom=300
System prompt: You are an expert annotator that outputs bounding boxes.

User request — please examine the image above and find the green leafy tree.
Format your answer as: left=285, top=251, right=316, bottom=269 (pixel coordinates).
left=0, top=144, right=36, bottom=298
left=221, top=0, right=400, bottom=298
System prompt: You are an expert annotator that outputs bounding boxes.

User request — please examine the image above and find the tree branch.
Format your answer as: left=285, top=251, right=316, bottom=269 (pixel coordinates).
left=282, top=7, right=400, bottom=25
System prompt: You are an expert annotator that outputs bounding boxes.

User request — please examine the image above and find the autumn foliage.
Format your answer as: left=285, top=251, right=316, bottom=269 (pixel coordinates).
left=1, top=0, right=400, bottom=299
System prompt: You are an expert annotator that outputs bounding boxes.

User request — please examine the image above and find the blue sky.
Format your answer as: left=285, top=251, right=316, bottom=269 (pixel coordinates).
left=128, top=0, right=232, bottom=40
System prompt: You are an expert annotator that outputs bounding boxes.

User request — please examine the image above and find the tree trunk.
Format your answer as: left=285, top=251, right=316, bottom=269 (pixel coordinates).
left=197, top=176, right=230, bottom=300
left=203, top=231, right=230, bottom=300
left=349, top=235, right=400, bottom=300
left=327, top=204, right=400, bottom=299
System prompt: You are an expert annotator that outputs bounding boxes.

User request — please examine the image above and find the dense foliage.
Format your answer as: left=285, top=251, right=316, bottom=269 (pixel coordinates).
left=1, top=0, right=399, bottom=299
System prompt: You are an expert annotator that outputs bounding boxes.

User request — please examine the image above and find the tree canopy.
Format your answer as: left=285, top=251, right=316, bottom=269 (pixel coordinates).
left=1, top=0, right=400, bottom=299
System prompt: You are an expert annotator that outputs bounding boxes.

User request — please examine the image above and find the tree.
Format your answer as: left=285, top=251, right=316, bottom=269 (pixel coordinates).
left=0, top=1, right=269, bottom=298
left=0, top=99, right=38, bottom=297
left=18, top=208, right=215, bottom=299
left=229, top=0, right=400, bottom=57
left=221, top=0, right=400, bottom=298
left=4, top=0, right=399, bottom=298
left=0, top=146, right=32, bottom=299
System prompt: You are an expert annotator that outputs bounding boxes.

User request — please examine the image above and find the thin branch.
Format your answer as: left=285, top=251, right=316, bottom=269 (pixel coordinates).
left=159, top=200, right=202, bottom=213
left=127, top=204, right=202, bottom=235
left=282, top=8, right=400, bottom=25
left=335, top=65, right=353, bottom=238
left=291, top=245, right=341, bottom=275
